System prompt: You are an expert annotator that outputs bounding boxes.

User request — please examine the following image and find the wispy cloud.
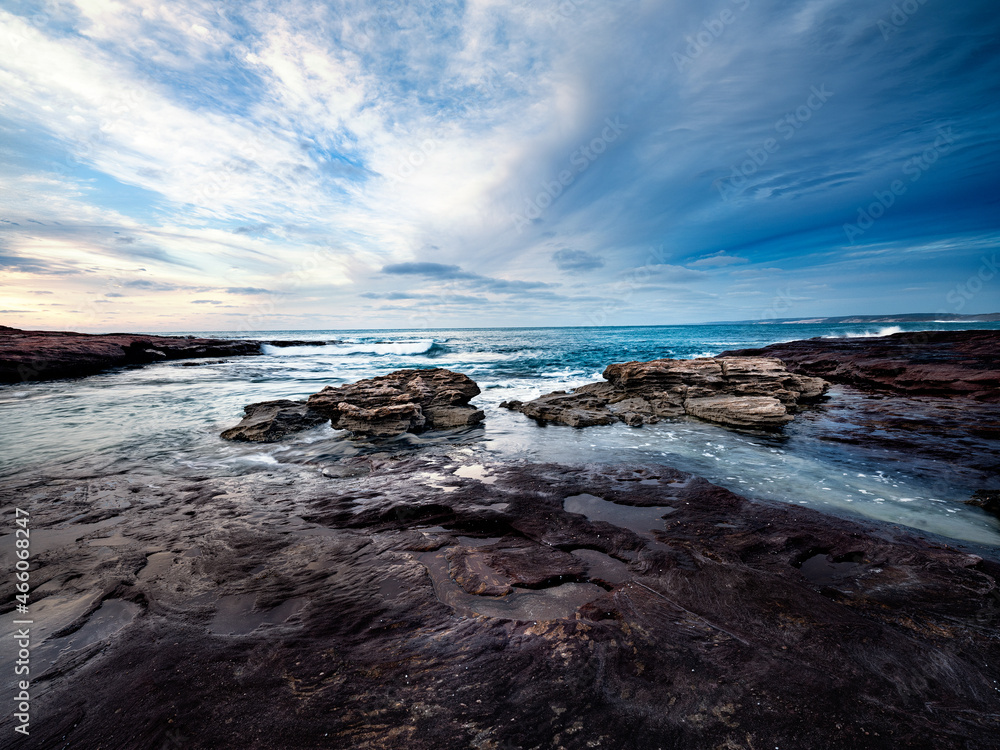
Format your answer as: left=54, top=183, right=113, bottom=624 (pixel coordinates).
left=0, top=0, right=997, bottom=330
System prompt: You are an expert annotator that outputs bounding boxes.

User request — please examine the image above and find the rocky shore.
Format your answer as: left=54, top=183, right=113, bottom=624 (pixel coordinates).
left=3, top=326, right=999, bottom=749
left=221, top=368, right=485, bottom=441
left=501, top=356, right=828, bottom=430
left=0, top=325, right=262, bottom=382
left=1, top=456, right=997, bottom=749
left=721, top=329, right=1000, bottom=401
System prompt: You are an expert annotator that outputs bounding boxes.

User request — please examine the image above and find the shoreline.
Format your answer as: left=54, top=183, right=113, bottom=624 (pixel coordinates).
left=2, top=456, right=998, bottom=748
left=1, top=325, right=998, bottom=747
left=0, top=326, right=263, bottom=383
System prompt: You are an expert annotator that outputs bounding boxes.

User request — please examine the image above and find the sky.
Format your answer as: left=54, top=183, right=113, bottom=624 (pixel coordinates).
left=0, top=0, right=998, bottom=332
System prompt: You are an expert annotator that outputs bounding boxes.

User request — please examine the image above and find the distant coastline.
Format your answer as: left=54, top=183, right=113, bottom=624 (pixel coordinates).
left=707, top=311, right=1000, bottom=325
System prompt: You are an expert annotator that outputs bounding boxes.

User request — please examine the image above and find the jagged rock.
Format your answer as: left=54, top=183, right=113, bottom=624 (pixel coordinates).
left=307, top=368, right=484, bottom=437
left=220, top=400, right=328, bottom=443
left=503, top=357, right=828, bottom=431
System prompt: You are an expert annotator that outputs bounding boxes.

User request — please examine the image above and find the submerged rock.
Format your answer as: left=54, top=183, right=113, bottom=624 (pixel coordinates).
left=503, top=356, right=827, bottom=430
left=220, top=400, right=328, bottom=443
left=966, top=489, right=1000, bottom=519
left=306, top=368, right=485, bottom=437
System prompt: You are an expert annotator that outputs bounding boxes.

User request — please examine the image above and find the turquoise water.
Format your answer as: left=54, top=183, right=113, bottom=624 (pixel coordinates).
left=1, top=322, right=998, bottom=545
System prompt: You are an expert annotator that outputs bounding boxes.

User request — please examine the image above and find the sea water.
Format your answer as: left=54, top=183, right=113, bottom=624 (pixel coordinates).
left=1, top=323, right=997, bottom=546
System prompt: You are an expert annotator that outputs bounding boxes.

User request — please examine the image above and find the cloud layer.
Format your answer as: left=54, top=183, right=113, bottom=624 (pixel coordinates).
left=1, top=0, right=998, bottom=331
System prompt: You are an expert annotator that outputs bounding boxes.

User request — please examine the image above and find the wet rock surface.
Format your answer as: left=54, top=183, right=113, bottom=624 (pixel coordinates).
left=219, top=400, right=329, bottom=443
left=790, top=385, right=1000, bottom=480
left=967, top=490, right=1000, bottom=519
left=0, top=326, right=261, bottom=383
left=721, top=329, right=1000, bottom=401
left=502, top=356, right=828, bottom=430
left=3, top=457, right=998, bottom=750
left=306, top=368, right=485, bottom=437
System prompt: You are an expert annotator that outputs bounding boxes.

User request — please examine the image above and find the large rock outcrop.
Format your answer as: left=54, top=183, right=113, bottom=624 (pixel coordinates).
left=721, top=329, right=1000, bottom=401
left=305, top=368, right=485, bottom=437
left=502, top=356, right=828, bottom=430
left=0, top=326, right=261, bottom=382
left=220, top=400, right=329, bottom=442
left=221, top=368, right=485, bottom=441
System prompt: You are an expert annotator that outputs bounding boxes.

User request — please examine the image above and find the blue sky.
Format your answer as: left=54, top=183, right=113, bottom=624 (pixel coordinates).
left=0, top=0, right=998, bottom=331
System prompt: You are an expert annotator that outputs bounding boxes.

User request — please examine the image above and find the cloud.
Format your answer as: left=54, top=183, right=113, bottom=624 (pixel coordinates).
left=381, top=262, right=475, bottom=279
left=380, top=261, right=553, bottom=293
left=225, top=287, right=272, bottom=295
left=1, top=1, right=998, bottom=328
left=191, top=299, right=223, bottom=304
left=552, top=249, right=605, bottom=272
left=121, top=280, right=185, bottom=291
left=636, top=264, right=710, bottom=283
left=688, top=253, right=748, bottom=268
left=361, top=291, right=422, bottom=300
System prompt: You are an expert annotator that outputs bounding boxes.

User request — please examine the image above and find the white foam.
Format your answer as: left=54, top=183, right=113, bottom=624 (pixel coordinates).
left=264, top=339, right=438, bottom=357
left=824, top=326, right=903, bottom=339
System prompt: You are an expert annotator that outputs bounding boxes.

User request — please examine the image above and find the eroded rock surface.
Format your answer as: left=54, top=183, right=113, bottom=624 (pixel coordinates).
left=503, top=356, right=828, bottom=430
left=306, top=368, right=485, bottom=437
left=721, top=329, right=1000, bottom=401
left=0, top=326, right=261, bottom=382
left=3, top=457, right=998, bottom=750
left=220, top=400, right=329, bottom=442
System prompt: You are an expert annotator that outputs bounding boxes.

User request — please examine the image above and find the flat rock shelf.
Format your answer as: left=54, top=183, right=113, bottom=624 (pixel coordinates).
left=2, top=457, right=998, bottom=750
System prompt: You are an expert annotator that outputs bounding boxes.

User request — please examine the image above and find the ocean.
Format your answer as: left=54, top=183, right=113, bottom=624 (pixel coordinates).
left=2, top=322, right=998, bottom=546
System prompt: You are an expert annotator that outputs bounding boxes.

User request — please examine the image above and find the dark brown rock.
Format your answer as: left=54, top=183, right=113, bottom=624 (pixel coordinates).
left=6, top=457, right=999, bottom=750
left=966, top=489, right=1000, bottom=518
left=503, top=356, right=828, bottom=430
left=0, top=326, right=261, bottom=382
left=307, top=368, right=484, bottom=437
left=720, top=329, right=1000, bottom=401
left=265, top=339, right=336, bottom=347
left=448, top=539, right=588, bottom=596
left=220, top=400, right=329, bottom=442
